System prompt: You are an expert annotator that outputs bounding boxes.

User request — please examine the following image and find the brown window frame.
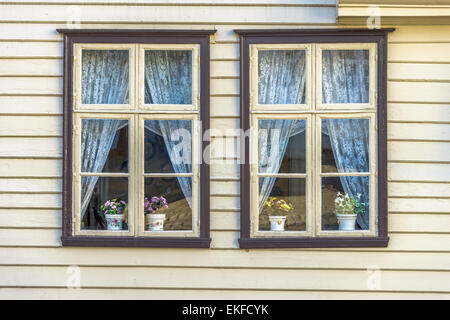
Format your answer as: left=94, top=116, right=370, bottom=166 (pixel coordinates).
left=236, top=28, right=394, bottom=248
left=58, top=29, right=215, bottom=248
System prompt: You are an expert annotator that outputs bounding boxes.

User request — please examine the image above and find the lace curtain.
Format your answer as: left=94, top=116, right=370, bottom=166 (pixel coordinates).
left=322, top=50, right=370, bottom=229
left=322, top=50, right=369, bottom=104
left=80, top=50, right=129, bottom=219
left=144, top=120, right=193, bottom=207
left=258, top=49, right=370, bottom=229
left=80, top=50, right=193, bottom=218
left=144, top=50, right=193, bottom=207
left=257, top=50, right=307, bottom=210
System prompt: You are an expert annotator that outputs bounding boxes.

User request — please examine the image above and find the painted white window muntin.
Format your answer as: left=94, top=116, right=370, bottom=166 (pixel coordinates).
left=250, top=113, right=313, bottom=238
left=315, top=113, right=377, bottom=237
left=137, top=113, right=201, bottom=238
left=72, top=43, right=201, bottom=238
left=74, top=43, right=136, bottom=111
left=250, top=43, right=313, bottom=111
left=138, top=44, right=200, bottom=112
left=73, top=112, right=136, bottom=237
left=316, top=43, right=377, bottom=110
left=249, top=42, right=378, bottom=238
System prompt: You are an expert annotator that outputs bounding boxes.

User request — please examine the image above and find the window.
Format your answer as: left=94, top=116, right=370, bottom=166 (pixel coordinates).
left=59, top=30, right=215, bottom=247
left=236, top=29, right=394, bottom=248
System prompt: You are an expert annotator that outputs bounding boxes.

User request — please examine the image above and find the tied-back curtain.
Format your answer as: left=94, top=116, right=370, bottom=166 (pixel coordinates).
left=144, top=50, right=193, bottom=207
left=322, top=49, right=371, bottom=229
left=258, top=50, right=307, bottom=211
left=258, top=49, right=371, bottom=229
left=324, top=120, right=370, bottom=229
left=81, top=120, right=127, bottom=218
left=144, top=120, right=193, bottom=208
left=80, top=49, right=130, bottom=219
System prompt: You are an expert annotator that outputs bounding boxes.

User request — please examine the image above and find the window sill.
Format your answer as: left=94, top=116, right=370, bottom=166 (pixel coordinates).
left=61, top=236, right=211, bottom=248
left=238, top=236, right=389, bottom=249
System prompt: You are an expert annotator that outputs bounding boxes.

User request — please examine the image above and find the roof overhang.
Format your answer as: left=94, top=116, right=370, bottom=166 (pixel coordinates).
left=338, top=0, right=450, bottom=25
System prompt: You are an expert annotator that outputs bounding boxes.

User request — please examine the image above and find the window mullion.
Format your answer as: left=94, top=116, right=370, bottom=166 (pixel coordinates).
left=132, top=43, right=140, bottom=237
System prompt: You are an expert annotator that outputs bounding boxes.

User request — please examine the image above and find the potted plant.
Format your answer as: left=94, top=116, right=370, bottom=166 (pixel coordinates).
left=263, top=197, right=294, bottom=231
left=334, top=192, right=365, bottom=231
left=101, top=199, right=127, bottom=231
left=144, top=196, right=168, bottom=231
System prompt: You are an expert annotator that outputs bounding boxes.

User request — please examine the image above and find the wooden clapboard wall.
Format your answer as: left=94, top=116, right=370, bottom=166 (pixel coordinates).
left=0, top=0, right=449, bottom=299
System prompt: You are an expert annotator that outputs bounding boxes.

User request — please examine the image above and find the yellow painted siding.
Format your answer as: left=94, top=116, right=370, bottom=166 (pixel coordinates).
left=0, top=1, right=449, bottom=299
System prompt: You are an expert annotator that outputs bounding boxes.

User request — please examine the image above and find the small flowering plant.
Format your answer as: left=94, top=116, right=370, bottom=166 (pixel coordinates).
left=334, top=192, right=365, bottom=215
left=144, top=196, right=169, bottom=214
left=100, top=198, right=127, bottom=215
left=263, top=197, right=294, bottom=216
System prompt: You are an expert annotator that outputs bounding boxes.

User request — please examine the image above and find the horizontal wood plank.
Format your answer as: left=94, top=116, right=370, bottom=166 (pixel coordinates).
left=388, top=82, right=450, bottom=103
left=388, top=163, right=450, bottom=182
left=0, top=265, right=448, bottom=292
left=0, top=247, right=448, bottom=271
left=388, top=141, right=450, bottom=162
left=388, top=104, right=450, bottom=123
left=389, top=198, right=450, bottom=214
left=389, top=182, right=450, bottom=198
left=0, top=116, right=62, bottom=136
left=0, top=138, right=62, bottom=157
left=0, top=96, right=62, bottom=115
left=0, top=288, right=447, bottom=299
left=0, top=159, right=61, bottom=177
left=0, top=59, right=62, bottom=77
left=0, top=5, right=336, bottom=24
left=388, top=63, right=450, bottom=81
left=389, top=43, right=450, bottom=63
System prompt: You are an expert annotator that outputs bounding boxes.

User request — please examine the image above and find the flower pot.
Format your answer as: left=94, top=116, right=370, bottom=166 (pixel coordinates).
left=336, top=213, right=357, bottom=231
left=105, top=214, right=124, bottom=231
left=269, top=216, right=286, bottom=231
left=146, top=213, right=166, bottom=231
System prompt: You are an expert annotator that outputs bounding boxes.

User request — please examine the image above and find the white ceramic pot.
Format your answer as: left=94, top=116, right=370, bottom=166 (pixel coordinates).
left=269, top=216, right=286, bottom=231
left=146, top=213, right=166, bottom=231
left=105, top=214, right=124, bottom=231
left=336, top=213, right=357, bottom=231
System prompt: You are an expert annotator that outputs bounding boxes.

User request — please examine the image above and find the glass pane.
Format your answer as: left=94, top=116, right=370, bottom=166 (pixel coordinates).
left=321, top=118, right=370, bottom=173
left=322, top=49, right=369, bottom=104
left=82, top=50, right=129, bottom=104
left=81, top=177, right=128, bottom=231
left=258, top=178, right=306, bottom=232
left=258, top=119, right=306, bottom=174
left=258, top=50, right=306, bottom=105
left=81, top=119, right=129, bottom=173
left=144, top=177, right=192, bottom=231
left=321, top=176, right=370, bottom=231
left=144, top=120, right=192, bottom=174
left=144, top=50, right=192, bottom=104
